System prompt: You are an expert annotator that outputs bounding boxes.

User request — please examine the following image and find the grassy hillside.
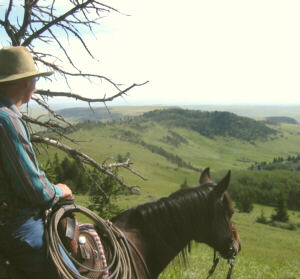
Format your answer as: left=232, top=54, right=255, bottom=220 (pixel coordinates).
left=39, top=113, right=300, bottom=207
left=36, top=108, right=300, bottom=279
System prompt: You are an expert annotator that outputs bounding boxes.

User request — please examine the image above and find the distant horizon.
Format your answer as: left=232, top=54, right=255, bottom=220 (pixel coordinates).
left=42, top=100, right=300, bottom=108
left=28, top=101, right=300, bottom=123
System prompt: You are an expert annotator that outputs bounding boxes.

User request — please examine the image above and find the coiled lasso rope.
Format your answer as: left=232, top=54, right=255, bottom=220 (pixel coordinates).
left=45, top=202, right=133, bottom=279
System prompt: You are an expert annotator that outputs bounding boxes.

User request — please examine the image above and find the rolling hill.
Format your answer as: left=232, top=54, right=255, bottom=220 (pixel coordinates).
left=141, top=108, right=277, bottom=141
left=37, top=106, right=300, bottom=279
left=39, top=107, right=300, bottom=203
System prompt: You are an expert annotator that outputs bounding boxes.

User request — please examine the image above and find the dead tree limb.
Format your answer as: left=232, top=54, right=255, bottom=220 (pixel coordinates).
left=36, top=81, right=149, bottom=103
left=31, top=96, right=73, bottom=128
left=31, top=135, right=140, bottom=194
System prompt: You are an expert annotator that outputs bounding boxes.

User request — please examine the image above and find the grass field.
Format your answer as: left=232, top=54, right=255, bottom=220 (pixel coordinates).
left=43, top=120, right=300, bottom=206
left=37, top=108, right=300, bottom=279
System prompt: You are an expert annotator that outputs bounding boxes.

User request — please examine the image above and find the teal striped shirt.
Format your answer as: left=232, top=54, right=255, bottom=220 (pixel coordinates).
left=0, top=95, right=62, bottom=215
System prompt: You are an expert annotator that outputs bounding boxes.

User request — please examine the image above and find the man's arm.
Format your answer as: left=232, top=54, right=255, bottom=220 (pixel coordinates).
left=0, top=115, right=68, bottom=208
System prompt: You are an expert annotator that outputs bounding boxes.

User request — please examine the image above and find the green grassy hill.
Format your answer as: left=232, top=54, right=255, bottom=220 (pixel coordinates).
left=37, top=107, right=300, bottom=278
left=39, top=109, right=300, bottom=205
left=142, top=108, right=277, bottom=141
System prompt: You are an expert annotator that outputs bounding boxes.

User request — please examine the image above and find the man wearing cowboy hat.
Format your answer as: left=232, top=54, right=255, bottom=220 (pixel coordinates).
left=0, top=46, right=76, bottom=278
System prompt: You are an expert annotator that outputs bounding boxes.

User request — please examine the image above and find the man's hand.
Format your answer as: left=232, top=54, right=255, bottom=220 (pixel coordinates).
left=56, top=183, right=73, bottom=200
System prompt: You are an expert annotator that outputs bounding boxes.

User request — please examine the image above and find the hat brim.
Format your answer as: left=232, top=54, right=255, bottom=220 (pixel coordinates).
left=0, top=70, right=53, bottom=84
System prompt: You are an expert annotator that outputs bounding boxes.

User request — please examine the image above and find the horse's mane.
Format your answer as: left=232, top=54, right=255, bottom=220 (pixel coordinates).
left=125, top=184, right=215, bottom=263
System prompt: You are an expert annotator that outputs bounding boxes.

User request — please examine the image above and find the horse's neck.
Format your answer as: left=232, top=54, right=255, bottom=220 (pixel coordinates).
left=113, top=192, right=209, bottom=278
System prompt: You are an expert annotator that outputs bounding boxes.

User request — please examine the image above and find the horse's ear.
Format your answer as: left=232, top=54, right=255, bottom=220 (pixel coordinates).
left=199, top=167, right=211, bottom=184
left=214, top=170, right=231, bottom=197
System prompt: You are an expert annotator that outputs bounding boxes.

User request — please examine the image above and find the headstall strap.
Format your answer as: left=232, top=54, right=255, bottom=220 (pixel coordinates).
left=226, top=254, right=236, bottom=279
left=206, top=249, right=236, bottom=279
left=206, top=250, right=219, bottom=279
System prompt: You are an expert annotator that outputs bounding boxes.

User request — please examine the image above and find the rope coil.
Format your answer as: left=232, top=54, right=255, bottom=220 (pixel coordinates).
left=45, top=203, right=132, bottom=279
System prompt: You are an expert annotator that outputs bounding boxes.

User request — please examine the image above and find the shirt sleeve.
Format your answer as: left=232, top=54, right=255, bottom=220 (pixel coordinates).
left=0, top=115, right=63, bottom=208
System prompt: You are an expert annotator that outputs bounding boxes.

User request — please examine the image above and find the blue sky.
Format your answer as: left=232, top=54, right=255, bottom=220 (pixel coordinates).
left=1, top=0, right=300, bottom=106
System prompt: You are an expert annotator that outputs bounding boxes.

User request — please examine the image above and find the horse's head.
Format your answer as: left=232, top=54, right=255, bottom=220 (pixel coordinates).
left=196, top=168, right=241, bottom=259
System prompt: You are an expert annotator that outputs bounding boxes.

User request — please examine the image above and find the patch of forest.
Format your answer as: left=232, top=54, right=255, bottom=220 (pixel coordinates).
left=112, top=129, right=199, bottom=171
left=263, top=116, right=298, bottom=125
left=141, top=108, right=277, bottom=141
left=160, top=130, right=189, bottom=147
left=250, top=155, right=300, bottom=171
left=229, top=169, right=300, bottom=211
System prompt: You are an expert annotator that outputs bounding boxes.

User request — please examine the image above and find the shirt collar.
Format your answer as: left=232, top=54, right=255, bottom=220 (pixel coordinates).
left=0, top=94, right=22, bottom=118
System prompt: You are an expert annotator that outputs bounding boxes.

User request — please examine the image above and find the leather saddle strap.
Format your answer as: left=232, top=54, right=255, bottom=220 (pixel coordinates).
left=65, top=216, right=76, bottom=240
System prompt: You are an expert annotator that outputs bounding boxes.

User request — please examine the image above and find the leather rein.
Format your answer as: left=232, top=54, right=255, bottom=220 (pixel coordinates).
left=116, top=228, right=153, bottom=279
left=206, top=249, right=237, bottom=279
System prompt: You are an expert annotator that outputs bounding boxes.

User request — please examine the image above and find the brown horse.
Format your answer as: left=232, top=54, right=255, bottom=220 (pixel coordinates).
left=111, top=168, right=241, bottom=279
left=0, top=168, right=241, bottom=279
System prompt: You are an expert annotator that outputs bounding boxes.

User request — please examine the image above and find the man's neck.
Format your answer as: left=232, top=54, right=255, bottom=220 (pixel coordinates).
left=0, top=91, right=22, bottom=108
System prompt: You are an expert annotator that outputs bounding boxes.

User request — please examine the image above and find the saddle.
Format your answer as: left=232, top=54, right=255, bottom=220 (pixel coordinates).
left=77, top=224, right=109, bottom=279
left=0, top=215, right=108, bottom=279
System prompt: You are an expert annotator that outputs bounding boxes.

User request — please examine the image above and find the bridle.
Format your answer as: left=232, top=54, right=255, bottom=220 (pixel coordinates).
left=206, top=247, right=237, bottom=279
left=204, top=185, right=238, bottom=279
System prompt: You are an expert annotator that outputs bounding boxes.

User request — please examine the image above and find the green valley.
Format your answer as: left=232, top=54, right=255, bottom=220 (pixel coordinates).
left=37, top=106, right=300, bottom=279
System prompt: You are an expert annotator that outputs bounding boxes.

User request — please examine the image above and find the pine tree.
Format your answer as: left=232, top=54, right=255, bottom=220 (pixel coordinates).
left=88, top=170, right=122, bottom=220
left=271, top=191, right=289, bottom=222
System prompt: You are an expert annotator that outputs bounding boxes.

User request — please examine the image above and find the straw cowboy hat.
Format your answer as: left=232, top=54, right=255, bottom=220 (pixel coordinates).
left=0, top=46, right=53, bottom=84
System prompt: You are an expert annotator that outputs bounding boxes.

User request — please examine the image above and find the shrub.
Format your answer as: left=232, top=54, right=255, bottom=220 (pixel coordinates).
left=271, top=192, right=289, bottom=223
left=270, top=221, right=297, bottom=231
left=235, top=190, right=254, bottom=213
left=256, top=210, right=269, bottom=224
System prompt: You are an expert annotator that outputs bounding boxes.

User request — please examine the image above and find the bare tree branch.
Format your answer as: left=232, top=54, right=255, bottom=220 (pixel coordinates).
left=33, top=56, right=122, bottom=91
left=106, top=160, right=148, bottom=181
left=22, top=114, right=76, bottom=143
left=15, top=0, right=36, bottom=42
left=36, top=81, right=149, bottom=103
left=31, top=96, right=73, bottom=127
left=22, top=0, right=118, bottom=47
left=31, top=135, right=140, bottom=193
left=3, top=0, right=18, bottom=45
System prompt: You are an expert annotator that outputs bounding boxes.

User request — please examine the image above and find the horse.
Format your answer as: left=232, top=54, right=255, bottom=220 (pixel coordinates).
left=0, top=168, right=241, bottom=279
left=111, top=167, right=241, bottom=278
